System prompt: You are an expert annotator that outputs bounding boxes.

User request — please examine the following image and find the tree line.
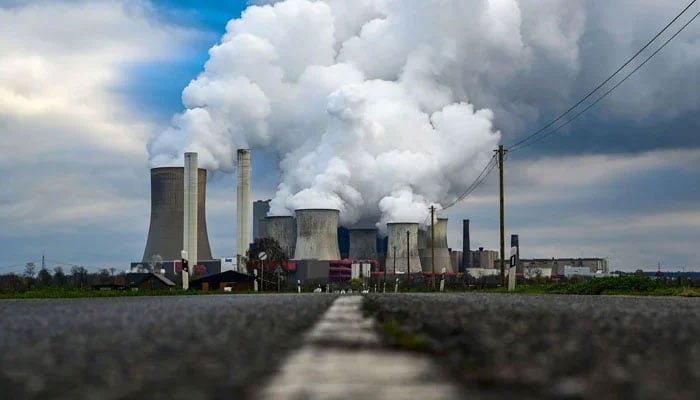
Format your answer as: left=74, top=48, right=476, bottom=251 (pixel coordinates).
left=0, top=263, right=123, bottom=292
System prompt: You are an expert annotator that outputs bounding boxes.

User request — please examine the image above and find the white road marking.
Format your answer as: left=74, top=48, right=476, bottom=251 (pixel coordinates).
left=259, top=296, right=463, bottom=400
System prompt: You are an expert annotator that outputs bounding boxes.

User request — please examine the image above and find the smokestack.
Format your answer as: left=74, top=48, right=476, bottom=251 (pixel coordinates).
left=348, top=228, right=378, bottom=260
left=236, top=149, right=251, bottom=272
left=142, top=167, right=212, bottom=262
left=183, top=152, right=198, bottom=269
left=421, top=218, right=453, bottom=273
left=384, top=223, right=422, bottom=274
left=462, top=219, right=470, bottom=271
left=293, top=209, right=340, bottom=260
left=264, top=216, right=297, bottom=259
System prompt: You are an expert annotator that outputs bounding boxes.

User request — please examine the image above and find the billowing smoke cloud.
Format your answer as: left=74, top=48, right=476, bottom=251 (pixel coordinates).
left=148, top=0, right=586, bottom=228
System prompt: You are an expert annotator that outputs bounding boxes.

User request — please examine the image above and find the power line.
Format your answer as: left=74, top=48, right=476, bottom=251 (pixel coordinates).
left=508, top=0, right=699, bottom=152
left=510, top=9, right=700, bottom=152
left=442, top=153, right=498, bottom=211
left=0, top=263, right=32, bottom=270
left=45, top=259, right=112, bottom=271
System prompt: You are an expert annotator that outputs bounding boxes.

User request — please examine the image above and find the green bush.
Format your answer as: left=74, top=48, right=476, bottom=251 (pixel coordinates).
left=545, top=276, right=666, bottom=295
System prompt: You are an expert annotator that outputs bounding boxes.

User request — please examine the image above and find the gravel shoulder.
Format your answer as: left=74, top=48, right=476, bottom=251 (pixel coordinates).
left=364, top=293, right=700, bottom=400
left=0, top=294, right=337, bottom=399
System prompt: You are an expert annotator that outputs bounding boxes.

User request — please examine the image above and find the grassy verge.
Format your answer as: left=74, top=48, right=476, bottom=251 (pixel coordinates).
left=478, top=276, right=700, bottom=297
left=378, top=319, right=431, bottom=352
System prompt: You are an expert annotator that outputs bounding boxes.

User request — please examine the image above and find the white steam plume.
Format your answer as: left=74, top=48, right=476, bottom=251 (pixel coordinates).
left=148, top=0, right=584, bottom=229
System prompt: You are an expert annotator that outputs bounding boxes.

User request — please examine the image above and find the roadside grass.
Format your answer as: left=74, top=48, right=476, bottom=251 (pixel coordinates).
left=479, top=276, right=700, bottom=297
left=378, top=319, right=431, bottom=352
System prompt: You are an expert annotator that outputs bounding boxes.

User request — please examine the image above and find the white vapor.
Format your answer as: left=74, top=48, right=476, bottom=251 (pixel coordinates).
left=148, top=0, right=587, bottom=228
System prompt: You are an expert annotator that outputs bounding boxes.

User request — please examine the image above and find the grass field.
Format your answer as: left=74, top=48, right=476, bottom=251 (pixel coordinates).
left=483, top=276, right=700, bottom=297
left=2, top=276, right=698, bottom=299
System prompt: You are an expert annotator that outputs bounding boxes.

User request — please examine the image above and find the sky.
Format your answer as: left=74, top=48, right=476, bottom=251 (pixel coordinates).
left=0, top=0, right=698, bottom=274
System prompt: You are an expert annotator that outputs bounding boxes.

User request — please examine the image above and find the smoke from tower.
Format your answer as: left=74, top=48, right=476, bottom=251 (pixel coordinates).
left=148, top=0, right=584, bottom=228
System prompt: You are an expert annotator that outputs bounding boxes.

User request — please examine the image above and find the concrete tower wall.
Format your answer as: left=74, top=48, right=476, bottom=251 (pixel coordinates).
left=348, top=229, right=378, bottom=260
left=293, top=209, right=340, bottom=260
left=143, top=167, right=212, bottom=262
left=183, top=152, right=198, bottom=267
left=236, top=149, right=251, bottom=271
left=384, top=223, right=422, bottom=273
left=450, top=250, right=463, bottom=273
left=420, top=218, right=453, bottom=273
left=264, top=216, right=296, bottom=259
left=417, top=228, right=427, bottom=249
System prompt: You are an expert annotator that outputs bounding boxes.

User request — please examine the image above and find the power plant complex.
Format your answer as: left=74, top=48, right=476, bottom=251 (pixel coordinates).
left=134, top=150, right=609, bottom=287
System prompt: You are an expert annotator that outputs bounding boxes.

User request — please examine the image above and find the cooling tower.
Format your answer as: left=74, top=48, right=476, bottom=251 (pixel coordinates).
left=264, top=216, right=297, bottom=259
left=293, top=209, right=340, bottom=260
left=183, top=152, right=198, bottom=267
left=417, top=228, right=427, bottom=249
left=142, top=167, right=212, bottom=262
left=236, top=149, right=251, bottom=271
left=420, top=218, right=453, bottom=273
left=384, top=222, right=422, bottom=274
left=348, top=228, right=378, bottom=260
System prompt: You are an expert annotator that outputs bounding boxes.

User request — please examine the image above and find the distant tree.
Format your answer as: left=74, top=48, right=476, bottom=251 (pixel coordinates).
left=248, top=237, right=289, bottom=263
left=70, top=266, right=89, bottom=288
left=109, top=267, right=116, bottom=276
left=53, top=267, right=68, bottom=287
left=98, top=269, right=112, bottom=284
left=247, top=237, right=289, bottom=285
left=24, top=262, right=36, bottom=279
left=37, top=268, right=53, bottom=287
left=0, top=273, right=24, bottom=292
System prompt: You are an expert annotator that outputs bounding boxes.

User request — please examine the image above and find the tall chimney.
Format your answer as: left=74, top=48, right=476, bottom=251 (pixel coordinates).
left=183, top=153, right=198, bottom=269
left=462, top=219, right=470, bottom=271
left=236, top=149, right=251, bottom=272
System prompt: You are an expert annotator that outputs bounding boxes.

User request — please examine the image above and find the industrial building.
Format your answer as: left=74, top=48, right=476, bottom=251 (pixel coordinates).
left=253, top=199, right=271, bottom=240
left=519, top=258, right=609, bottom=277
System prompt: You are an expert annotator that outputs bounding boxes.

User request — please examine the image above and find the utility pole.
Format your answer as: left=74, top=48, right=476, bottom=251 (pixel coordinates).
left=41, top=252, right=45, bottom=271
left=430, top=205, right=436, bottom=290
left=406, top=230, right=411, bottom=290
left=496, top=145, right=507, bottom=287
left=393, top=246, right=397, bottom=276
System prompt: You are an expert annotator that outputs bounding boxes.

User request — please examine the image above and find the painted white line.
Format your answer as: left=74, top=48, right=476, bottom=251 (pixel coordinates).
left=259, top=296, right=463, bottom=400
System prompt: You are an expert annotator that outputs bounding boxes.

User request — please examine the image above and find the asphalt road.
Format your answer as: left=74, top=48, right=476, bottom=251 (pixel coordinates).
left=0, top=294, right=337, bottom=400
left=364, top=293, right=700, bottom=400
